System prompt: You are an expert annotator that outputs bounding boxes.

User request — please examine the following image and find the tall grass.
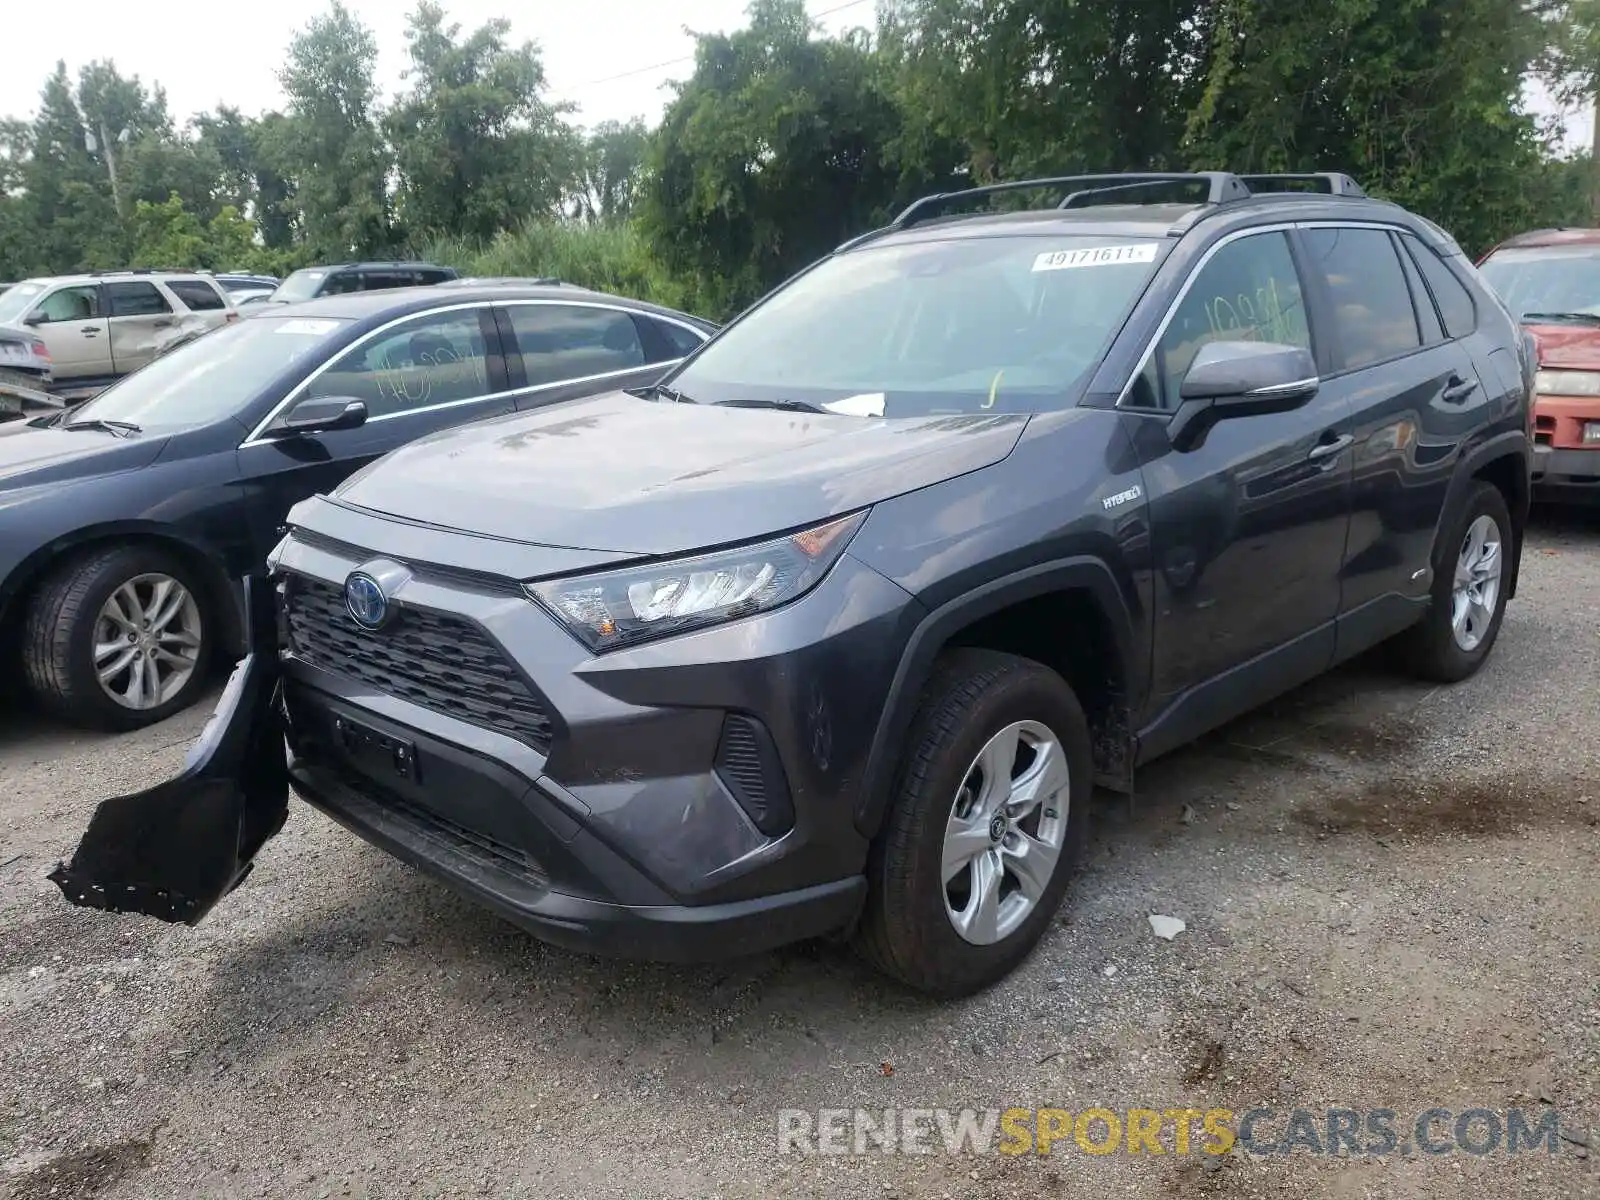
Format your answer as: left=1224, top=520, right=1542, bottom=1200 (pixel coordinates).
left=419, top=221, right=695, bottom=315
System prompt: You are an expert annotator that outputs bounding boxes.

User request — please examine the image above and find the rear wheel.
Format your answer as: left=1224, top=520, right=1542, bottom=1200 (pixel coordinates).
left=1397, top=481, right=1512, bottom=682
left=854, top=649, right=1091, bottom=997
left=23, top=545, right=215, bottom=731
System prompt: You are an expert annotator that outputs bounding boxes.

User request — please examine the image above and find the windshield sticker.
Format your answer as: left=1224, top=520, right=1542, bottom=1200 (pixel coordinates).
left=822, top=392, right=885, bottom=417
left=274, top=319, right=342, bottom=336
left=1032, top=244, right=1158, bottom=273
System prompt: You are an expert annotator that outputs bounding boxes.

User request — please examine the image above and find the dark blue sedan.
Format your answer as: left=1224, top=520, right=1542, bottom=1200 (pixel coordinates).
left=0, top=284, right=713, bottom=729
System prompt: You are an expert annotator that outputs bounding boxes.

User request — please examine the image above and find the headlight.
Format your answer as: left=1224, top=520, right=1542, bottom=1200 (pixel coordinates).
left=1534, top=369, right=1600, bottom=396
left=529, top=511, right=867, bottom=652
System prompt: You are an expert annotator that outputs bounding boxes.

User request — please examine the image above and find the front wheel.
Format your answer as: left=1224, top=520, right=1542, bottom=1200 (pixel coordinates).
left=23, top=545, right=216, bottom=731
left=1397, top=480, right=1513, bottom=683
left=854, top=649, right=1092, bottom=997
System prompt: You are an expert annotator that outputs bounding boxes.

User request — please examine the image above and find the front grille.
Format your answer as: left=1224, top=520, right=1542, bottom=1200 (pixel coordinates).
left=284, top=574, right=555, bottom=752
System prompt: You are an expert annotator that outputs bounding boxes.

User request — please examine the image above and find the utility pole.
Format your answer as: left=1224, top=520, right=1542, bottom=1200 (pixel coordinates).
left=85, top=123, right=128, bottom=221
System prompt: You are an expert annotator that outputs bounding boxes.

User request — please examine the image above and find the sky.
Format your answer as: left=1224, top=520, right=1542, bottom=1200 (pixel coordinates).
left=4, top=0, right=1591, bottom=149
left=3, top=0, right=876, bottom=131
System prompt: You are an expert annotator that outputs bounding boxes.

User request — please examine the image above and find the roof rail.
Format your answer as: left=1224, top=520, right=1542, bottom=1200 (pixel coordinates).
left=889, top=170, right=1370, bottom=231
left=893, top=173, right=1250, bottom=228
left=1237, top=172, right=1366, bottom=197
left=87, top=267, right=190, bottom=277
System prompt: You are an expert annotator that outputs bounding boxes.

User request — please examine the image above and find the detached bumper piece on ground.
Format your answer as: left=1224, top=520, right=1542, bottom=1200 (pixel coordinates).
left=48, top=578, right=289, bottom=923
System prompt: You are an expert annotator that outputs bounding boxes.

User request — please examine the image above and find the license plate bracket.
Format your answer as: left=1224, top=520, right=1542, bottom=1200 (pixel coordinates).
left=334, top=713, right=418, bottom=782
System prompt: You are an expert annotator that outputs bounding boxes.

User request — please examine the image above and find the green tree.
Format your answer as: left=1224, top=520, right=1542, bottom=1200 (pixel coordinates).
left=194, top=107, right=298, bottom=251
left=18, top=62, right=122, bottom=271
left=639, top=0, right=930, bottom=316
left=1536, top=0, right=1600, bottom=216
left=573, top=119, right=651, bottom=224
left=385, top=1, right=579, bottom=240
left=1186, top=0, right=1556, bottom=255
left=128, top=191, right=207, bottom=268
left=276, top=1, right=393, bottom=257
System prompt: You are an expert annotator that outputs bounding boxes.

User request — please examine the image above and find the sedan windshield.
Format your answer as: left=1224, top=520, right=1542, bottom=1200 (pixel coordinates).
left=1478, top=245, right=1600, bottom=320
left=66, top=316, right=350, bottom=432
left=669, top=235, right=1166, bottom=417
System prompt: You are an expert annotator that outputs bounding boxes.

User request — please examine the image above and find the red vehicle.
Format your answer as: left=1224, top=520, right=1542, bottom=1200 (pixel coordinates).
left=1478, top=228, right=1600, bottom=502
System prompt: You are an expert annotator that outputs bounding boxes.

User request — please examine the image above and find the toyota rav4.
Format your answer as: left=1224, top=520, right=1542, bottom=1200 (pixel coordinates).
left=54, top=172, right=1534, bottom=998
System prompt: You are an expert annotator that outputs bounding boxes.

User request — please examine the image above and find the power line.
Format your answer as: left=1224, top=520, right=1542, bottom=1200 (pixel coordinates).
left=549, top=0, right=874, bottom=95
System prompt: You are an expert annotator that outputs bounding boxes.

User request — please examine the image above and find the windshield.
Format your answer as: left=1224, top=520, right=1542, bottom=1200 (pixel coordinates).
left=0, top=281, right=45, bottom=325
left=1478, top=246, right=1600, bottom=320
left=269, top=269, right=330, bottom=303
left=669, top=235, right=1166, bottom=416
left=67, top=316, right=351, bottom=432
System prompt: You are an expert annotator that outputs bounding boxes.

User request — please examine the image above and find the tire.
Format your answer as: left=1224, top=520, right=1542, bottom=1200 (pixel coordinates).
left=23, top=545, right=216, bottom=731
left=1397, top=480, right=1513, bottom=683
left=854, top=649, right=1093, bottom=997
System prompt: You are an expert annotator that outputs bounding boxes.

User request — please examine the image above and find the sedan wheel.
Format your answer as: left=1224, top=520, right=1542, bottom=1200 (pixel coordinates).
left=94, top=573, right=204, bottom=711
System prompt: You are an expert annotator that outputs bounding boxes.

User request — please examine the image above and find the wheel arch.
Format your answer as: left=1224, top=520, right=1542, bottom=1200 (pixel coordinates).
left=0, top=523, right=243, bottom=658
left=853, top=556, right=1142, bottom=840
left=1442, top=433, right=1529, bottom=601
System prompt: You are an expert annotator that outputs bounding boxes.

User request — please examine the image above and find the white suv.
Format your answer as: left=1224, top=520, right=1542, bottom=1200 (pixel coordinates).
left=0, top=271, right=238, bottom=398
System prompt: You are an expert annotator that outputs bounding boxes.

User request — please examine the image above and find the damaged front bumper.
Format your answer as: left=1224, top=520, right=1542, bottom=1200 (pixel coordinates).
left=48, top=576, right=290, bottom=923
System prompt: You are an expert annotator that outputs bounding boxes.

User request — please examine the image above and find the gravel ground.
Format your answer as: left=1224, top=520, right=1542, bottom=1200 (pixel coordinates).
left=2, top=512, right=1598, bottom=1200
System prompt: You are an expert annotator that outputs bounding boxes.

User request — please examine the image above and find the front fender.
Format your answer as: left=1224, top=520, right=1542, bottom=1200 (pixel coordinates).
left=852, top=555, right=1138, bottom=838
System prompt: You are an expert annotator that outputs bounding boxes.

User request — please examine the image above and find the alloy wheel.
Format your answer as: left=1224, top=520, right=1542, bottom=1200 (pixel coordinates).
left=93, top=573, right=203, bottom=711
left=1451, top=514, right=1503, bottom=653
left=941, top=720, right=1070, bottom=946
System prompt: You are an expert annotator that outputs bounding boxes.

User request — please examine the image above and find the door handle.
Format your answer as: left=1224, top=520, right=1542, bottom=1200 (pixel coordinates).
left=81, top=327, right=101, bottom=337
left=1307, top=433, right=1354, bottom=461
left=1442, top=374, right=1479, bottom=404
left=152, top=318, right=174, bottom=329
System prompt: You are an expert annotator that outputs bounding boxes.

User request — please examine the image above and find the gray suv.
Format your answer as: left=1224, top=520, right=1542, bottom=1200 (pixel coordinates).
left=55, top=172, right=1533, bottom=997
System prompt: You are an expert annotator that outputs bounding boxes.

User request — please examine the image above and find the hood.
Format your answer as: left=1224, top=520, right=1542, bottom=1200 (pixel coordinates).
left=0, top=422, right=166, bottom=488
left=1523, top=321, right=1600, bottom=370
left=335, top=390, right=1028, bottom=556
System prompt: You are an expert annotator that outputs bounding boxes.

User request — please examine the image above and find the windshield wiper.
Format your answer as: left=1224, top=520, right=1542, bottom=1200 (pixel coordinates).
left=63, top=418, right=142, bottom=438
left=1521, top=311, right=1600, bottom=326
left=714, top=397, right=829, bottom=414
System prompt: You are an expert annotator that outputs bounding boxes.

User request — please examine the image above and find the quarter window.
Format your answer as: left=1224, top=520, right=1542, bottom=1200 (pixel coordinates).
left=357, top=271, right=418, bottom=291
left=32, top=285, right=104, bottom=323
left=303, top=310, right=492, bottom=418
left=1404, top=235, right=1477, bottom=339
left=106, top=281, right=173, bottom=317
left=167, top=279, right=228, bottom=312
left=1301, top=227, right=1421, bottom=370
left=504, top=304, right=647, bottom=386
left=1129, top=231, right=1311, bottom=410
left=646, top=317, right=706, bottom=360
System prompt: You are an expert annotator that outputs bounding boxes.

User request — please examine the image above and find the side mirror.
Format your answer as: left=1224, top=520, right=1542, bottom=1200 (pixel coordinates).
left=1169, top=341, right=1319, bottom=451
left=22, top=313, right=45, bottom=327
left=278, top=395, right=367, bottom=435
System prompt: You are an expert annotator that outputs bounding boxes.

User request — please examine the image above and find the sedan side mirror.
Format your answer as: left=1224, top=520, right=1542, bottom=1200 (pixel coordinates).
left=1169, top=341, right=1319, bottom=451
left=279, top=395, right=368, bottom=435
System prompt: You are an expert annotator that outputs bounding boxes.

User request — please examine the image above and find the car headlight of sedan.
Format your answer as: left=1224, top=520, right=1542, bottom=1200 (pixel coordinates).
left=1534, top=369, right=1600, bottom=396
left=529, top=511, right=867, bottom=652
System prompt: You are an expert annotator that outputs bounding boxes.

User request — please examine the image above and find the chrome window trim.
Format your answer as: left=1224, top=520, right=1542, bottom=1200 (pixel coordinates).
left=239, top=297, right=707, bottom=445
left=1115, top=219, right=1411, bottom=411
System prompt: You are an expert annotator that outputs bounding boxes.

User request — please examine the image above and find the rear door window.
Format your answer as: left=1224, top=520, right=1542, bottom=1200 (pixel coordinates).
left=1300, top=227, right=1422, bottom=371
left=503, top=304, right=647, bottom=386
left=106, top=282, right=173, bottom=317
left=167, top=279, right=228, bottom=312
